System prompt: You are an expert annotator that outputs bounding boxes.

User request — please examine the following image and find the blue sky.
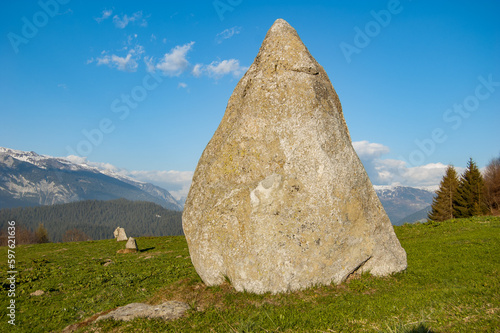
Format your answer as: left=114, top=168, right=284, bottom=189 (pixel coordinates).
left=1, top=0, right=499, bottom=198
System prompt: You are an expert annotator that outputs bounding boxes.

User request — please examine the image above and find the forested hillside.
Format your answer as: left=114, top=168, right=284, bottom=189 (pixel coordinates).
left=0, top=199, right=183, bottom=242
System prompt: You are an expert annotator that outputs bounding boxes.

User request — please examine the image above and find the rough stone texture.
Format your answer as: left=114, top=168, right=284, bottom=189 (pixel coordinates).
left=182, top=18, right=407, bottom=294
left=125, top=237, right=138, bottom=250
left=97, top=301, right=190, bottom=322
left=113, top=227, right=127, bottom=241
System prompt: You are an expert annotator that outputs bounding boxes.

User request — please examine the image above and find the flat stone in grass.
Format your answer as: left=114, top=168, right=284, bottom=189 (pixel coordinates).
left=30, top=290, right=44, bottom=296
left=96, top=301, right=190, bottom=322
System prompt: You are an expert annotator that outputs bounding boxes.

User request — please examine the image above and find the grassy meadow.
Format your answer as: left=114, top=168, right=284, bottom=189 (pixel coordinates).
left=1, top=216, right=499, bottom=332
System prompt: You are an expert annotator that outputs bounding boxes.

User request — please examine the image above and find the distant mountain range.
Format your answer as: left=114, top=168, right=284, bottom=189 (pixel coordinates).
left=394, top=206, right=432, bottom=225
left=0, top=147, right=437, bottom=225
left=374, top=185, right=436, bottom=225
left=0, top=147, right=182, bottom=211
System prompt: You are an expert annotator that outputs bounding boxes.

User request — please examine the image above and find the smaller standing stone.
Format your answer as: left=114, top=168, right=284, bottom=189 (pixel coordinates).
left=126, top=237, right=138, bottom=250
left=113, top=227, right=127, bottom=241
left=117, top=237, right=138, bottom=254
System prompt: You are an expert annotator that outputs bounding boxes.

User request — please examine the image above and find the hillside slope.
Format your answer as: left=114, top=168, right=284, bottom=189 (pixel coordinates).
left=0, top=216, right=498, bottom=332
left=0, top=199, right=183, bottom=242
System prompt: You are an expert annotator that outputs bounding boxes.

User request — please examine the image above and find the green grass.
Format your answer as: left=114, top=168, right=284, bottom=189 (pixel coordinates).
left=1, top=216, right=499, bottom=332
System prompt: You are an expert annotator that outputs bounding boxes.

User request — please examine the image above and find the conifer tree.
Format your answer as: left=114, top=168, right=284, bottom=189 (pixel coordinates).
left=454, top=158, right=488, bottom=218
left=428, top=165, right=459, bottom=221
left=35, top=223, right=50, bottom=243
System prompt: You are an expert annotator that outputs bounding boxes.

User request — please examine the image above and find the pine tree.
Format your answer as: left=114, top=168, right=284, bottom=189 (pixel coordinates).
left=454, top=158, right=488, bottom=218
left=35, top=223, right=50, bottom=243
left=428, top=165, right=459, bottom=221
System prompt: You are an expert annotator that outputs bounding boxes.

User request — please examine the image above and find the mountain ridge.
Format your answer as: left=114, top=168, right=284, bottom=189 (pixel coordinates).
left=0, top=147, right=182, bottom=210
left=374, top=185, right=435, bottom=224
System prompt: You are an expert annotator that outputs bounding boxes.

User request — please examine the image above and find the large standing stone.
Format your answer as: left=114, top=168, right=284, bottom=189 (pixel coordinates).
left=113, top=227, right=127, bottom=241
left=182, top=19, right=407, bottom=294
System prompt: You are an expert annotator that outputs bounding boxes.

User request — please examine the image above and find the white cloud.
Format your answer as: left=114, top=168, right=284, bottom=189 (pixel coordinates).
left=374, top=159, right=450, bottom=187
left=352, top=140, right=460, bottom=187
left=95, top=52, right=138, bottom=72
left=178, top=82, right=188, bottom=89
left=352, top=140, right=390, bottom=159
left=144, top=56, right=156, bottom=73
left=215, top=26, right=241, bottom=44
left=125, top=33, right=139, bottom=46
left=194, top=59, right=248, bottom=78
left=91, top=45, right=144, bottom=72
left=129, top=170, right=194, bottom=200
left=113, top=11, right=147, bottom=29
left=112, top=53, right=138, bottom=71
left=96, top=55, right=110, bottom=65
left=192, top=63, right=203, bottom=77
left=95, top=9, right=113, bottom=23
left=207, top=59, right=246, bottom=77
left=155, top=42, right=195, bottom=76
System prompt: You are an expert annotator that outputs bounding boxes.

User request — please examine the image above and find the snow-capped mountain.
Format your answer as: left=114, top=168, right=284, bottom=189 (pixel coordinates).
left=0, top=147, right=182, bottom=211
left=374, top=185, right=436, bottom=225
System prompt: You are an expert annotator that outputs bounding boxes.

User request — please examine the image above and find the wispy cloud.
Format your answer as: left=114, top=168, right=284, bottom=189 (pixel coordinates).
left=192, top=63, right=203, bottom=77
left=95, top=9, right=113, bottom=23
left=215, top=26, right=241, bottom=44
left=113, top=11, right=147, bottom=29
left=178, top=82, right=188, bottom=89
left=144, top=56, right=156, bottom=72
left=205, top=59, right=248, bottom=78
left=129, top=170, right=194, bottom=200
left=192, top=59, right=248, bottom=78
left=353, top=140, right=462, bottom=187
left=90, top=45, right=145, bottom=72
left=87, top=29, right=246, bottom=79
left=353, top=140, right=390, bottom=159
left=153, top=42, right=195, bottom=76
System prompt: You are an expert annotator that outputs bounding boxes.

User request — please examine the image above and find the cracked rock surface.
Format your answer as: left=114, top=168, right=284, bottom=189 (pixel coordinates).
left=182, top=18, right=407, bottom=294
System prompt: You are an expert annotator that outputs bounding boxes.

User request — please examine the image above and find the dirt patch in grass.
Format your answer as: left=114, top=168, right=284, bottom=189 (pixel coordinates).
left=148, top=278, right=236, bottom=311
